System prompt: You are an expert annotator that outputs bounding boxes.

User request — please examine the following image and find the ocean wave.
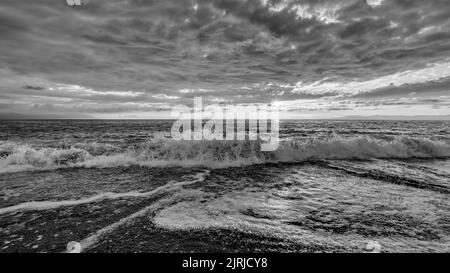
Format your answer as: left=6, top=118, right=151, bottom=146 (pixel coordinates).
left=1, top=136, right=450, bottom=173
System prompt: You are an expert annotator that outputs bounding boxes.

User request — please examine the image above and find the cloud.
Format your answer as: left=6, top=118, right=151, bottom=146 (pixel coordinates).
left=23, top=85, right=45, bottom=90
left=0, top=0, right=449, bottom=118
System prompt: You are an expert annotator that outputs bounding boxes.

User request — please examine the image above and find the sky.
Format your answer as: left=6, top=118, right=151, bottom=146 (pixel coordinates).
left=0, top=0, right=449, bottom=119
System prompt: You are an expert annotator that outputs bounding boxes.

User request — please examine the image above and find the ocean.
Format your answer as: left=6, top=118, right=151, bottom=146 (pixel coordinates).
left=0, top=120, right=449, bottom=253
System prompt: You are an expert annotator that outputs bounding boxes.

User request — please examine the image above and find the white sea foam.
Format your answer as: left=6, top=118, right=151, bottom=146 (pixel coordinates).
left=0, top=170, right=209, bottom=216
left=70, top=172, right=209, bottom=252
left=1, top=136, right=450, bottom=173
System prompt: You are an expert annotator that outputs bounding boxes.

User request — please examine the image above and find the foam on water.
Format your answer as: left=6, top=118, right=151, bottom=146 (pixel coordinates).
left=2, top=121, right=449, bottom=253
left=1, top=136, right=450, bottom=173
left=0, top=170, right=209, bottom=216
left=74, top=172, right=209, bottom=252
left=152, top=168, right=450, bottom=252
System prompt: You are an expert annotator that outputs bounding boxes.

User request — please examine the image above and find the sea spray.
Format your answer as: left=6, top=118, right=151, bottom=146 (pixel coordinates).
left=1, top=136, right=450, bottom=173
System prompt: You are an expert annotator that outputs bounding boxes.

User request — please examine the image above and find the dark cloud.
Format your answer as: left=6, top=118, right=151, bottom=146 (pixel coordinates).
left=0, top=0, right=449, bottom=117
left=23, top=85, right=45, bottom=90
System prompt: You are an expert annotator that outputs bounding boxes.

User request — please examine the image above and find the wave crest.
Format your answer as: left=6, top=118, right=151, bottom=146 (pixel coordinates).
left=1, top=136, right=449, bottom=173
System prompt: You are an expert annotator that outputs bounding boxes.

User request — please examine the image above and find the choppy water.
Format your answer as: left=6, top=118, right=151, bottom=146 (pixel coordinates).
left=0, top=120, right=449, bottom=252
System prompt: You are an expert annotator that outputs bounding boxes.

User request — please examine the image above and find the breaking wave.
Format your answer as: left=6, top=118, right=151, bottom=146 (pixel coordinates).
left=1, top=136, right=450, bottom=173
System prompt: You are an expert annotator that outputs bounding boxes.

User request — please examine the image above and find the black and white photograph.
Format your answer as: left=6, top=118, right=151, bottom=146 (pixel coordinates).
left=0, top=0, right=449, bottom=258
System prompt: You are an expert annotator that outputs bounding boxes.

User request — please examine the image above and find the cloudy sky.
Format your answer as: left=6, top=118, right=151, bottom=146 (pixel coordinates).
left=0, top=0, right=449, bottom=119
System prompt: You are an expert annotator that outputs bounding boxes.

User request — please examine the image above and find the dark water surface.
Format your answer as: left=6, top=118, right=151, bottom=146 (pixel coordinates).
left=0, top=120, right=449, bottom=252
